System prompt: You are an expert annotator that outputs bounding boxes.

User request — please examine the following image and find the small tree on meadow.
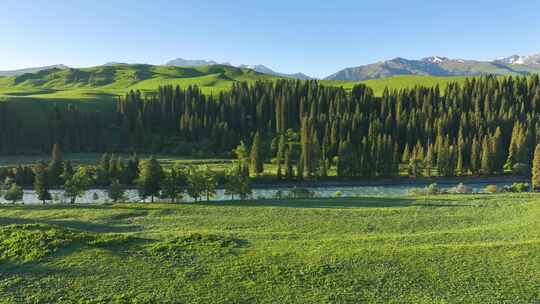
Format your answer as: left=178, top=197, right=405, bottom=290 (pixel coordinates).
left=34, top=162, right=52, bottom=204
left=187, top=166, right=206, bottom=202
left=64, top=166, right=92, bottom=204
left=202, top=166, right=217, bottom=202
left=224, top=166, right=252, bottom=200
left=160, top=165, right=187, bottom=203
left=136, top=157, right=163, bottom=203
left=107, top=179, right=126, bottom=203
left=4, top=183, right=23, bottom=204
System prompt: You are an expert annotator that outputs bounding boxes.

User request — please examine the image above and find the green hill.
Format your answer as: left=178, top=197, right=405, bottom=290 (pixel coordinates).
left=1, top=194, right=539, bottom=302
left=0, top=64, right=477, bottom=104
left=0, top=64, right=281, bottom=102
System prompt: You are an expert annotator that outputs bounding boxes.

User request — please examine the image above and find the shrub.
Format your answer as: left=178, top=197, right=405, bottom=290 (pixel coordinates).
left=508, top=182, right=530, bottom=193
left=484, top=185, right=498, bottom=194
left=334, top=191, right=343, bottom=198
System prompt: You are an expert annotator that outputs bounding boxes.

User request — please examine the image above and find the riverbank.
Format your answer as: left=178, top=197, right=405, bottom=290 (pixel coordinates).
left=249, top=175, right=530, bottom=189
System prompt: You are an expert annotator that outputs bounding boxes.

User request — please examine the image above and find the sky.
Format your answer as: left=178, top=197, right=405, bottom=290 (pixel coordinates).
left=1, top=0, right=540, bottom=78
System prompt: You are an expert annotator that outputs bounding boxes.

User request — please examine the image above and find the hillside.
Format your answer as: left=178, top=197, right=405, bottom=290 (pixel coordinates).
left=1, top=194, right=539, bottom=303
left=0, top=64, right=281, bottom=102
left=0, top=63, right=479, bottom=104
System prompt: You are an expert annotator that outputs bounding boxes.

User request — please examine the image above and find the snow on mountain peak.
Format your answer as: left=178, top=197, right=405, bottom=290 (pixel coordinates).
left=422, top=56, right=449, bottom=64
left=495, top=54, right=540, bottom=65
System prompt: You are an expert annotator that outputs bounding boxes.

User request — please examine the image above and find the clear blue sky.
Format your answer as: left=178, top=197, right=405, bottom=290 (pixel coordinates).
left=1, top=0, right=539, bottom=78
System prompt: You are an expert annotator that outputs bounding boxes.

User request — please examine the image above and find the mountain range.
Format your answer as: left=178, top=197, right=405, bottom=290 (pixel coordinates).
left=325, top=54, right=540, bottom=81
left=1, top=53, right=540, bottom=81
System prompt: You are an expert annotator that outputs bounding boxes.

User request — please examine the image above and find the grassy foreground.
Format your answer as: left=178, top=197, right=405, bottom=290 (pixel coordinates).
left=1, top=194, right=539, bottom=303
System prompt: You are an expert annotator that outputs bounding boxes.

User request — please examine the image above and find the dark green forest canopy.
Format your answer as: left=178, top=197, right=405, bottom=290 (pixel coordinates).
left=1, top=75, right=540, bottom=178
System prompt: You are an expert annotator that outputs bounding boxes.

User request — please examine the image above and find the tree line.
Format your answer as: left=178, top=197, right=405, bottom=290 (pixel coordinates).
left=1, top=75, right=540, bottom=179
left=0, top=145, right=252, bottom=204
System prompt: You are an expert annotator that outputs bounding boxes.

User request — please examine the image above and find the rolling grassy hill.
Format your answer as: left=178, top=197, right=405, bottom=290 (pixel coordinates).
left=0, top=194, right=539, bottom=303
left=0, top=64, right=281, bottom=102
left=0, top=64, right=475, bottom=105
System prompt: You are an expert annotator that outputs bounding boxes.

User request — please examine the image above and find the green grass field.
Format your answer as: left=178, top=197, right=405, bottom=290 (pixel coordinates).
left=1, top=193, right=539, bottom=303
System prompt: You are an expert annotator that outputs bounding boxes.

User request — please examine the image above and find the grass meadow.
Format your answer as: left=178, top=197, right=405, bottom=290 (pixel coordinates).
left=0, top=193, right=539, bottom=303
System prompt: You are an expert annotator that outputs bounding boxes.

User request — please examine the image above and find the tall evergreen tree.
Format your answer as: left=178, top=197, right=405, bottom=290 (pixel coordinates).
left=532, top=144, right=540, bottom=190
left=249, top=132, right=264, bottom=176
left=47, top=143, right=63, bottom=186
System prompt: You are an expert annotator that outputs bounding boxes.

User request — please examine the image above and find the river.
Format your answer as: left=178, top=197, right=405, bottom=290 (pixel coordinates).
left=0, top=180, right=524, bottom=204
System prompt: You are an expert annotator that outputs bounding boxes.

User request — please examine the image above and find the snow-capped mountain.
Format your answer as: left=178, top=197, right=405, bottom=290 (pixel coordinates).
left=326, top=53, right=540, bottom=81
left=495, top=54, right=540, bottom=66
left=421, top=56, right=450, bottom=64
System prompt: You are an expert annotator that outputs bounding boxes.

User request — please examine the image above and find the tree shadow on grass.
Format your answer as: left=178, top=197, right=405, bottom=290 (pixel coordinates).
left=0, top=217, right=142, bottom=233
left=192, top=196, right=417, bottom=209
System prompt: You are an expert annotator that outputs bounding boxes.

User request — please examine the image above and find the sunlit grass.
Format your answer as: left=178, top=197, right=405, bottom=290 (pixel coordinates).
left=0, top=193, right=539, bottom=302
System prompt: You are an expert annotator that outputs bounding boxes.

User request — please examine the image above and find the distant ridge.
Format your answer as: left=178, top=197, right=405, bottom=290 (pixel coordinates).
left=325, top=53, right=540, bottom=81
left=0, top=64, right=69, bottom=77
left=166, top=57, right=312, bottom=80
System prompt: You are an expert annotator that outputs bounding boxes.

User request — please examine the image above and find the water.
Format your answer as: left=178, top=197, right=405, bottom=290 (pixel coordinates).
left=0, top=181, right=519, bottom=204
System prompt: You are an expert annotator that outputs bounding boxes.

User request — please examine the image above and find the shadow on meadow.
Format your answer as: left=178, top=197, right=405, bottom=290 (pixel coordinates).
left=192, top=196, right=416, bottom=209
left=0, top=216, right=141, bottom=233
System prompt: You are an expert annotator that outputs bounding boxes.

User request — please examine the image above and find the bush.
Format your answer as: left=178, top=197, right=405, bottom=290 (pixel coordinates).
left=334, top=191, right=343, bottom=198
left=506, top=182, right=530, bottom=193
left=484, top=185, right=498, bottom=194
